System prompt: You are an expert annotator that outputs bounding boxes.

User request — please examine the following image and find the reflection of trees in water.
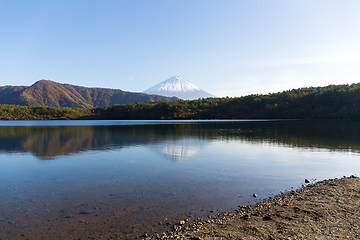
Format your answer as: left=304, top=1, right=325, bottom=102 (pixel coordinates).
left=0, top=121, right=359, bottom=159
left=211, top=121, right=360, bottom=153
left=0, top=126, right=102, bottom=159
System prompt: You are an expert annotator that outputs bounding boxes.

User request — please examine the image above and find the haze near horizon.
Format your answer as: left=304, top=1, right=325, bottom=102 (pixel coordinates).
left=0, top=0, right=359, bottom=97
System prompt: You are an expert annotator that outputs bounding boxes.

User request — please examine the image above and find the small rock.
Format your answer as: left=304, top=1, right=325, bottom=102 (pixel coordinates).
left=263, top=215, right=272, bottom=221
left=305, top=179, right=310, bottom=183
left=179, top=220, right=185, bottom=225
left=253, top=193, right=257, bottom=197
left=79, top=211, right=90, bottom=214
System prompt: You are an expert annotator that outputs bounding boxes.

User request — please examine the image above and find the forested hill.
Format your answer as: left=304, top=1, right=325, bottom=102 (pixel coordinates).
left=0, top=80, right=178, bottom=108
left=95, top=83, right=360, bottom=120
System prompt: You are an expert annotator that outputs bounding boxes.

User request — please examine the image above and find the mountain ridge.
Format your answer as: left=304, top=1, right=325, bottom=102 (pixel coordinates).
left=0, top=80, right=178, bottom=108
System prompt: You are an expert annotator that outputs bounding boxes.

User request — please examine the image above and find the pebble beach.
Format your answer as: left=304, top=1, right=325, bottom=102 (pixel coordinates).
left=151, top=176, right=360, bottom=239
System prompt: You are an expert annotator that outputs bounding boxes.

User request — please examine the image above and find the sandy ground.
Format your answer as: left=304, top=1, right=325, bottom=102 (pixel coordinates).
left=149, top=176, right=360, bottom=239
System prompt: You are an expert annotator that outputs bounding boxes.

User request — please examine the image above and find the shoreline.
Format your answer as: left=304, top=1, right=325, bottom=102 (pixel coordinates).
left=149, top=176, right=360, bottom=239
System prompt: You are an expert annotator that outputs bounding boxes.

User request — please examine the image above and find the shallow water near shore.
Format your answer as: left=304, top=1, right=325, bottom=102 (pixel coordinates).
left=0, top=120, right=359, bottom=239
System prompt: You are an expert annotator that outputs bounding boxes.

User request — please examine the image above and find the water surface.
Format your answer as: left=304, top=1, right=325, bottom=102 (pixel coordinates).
left=0, top=120, right=359, bottom=239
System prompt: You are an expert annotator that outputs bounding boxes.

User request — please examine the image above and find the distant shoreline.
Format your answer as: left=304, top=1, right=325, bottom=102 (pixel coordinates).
left=2, top=82, right=360, bottom=120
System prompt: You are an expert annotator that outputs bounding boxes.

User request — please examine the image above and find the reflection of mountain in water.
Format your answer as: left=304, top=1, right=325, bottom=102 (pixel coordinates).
left=1, top=120, right=360, bottom=159
left=157, top=141, right=200, bottom=162
left=0, top=125, right=165, bottom=159
left=0, top=124, right=203, bottom=160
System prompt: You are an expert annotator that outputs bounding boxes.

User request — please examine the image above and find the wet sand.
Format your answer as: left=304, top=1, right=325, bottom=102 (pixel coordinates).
left=157, top=176, right=360, bottom=239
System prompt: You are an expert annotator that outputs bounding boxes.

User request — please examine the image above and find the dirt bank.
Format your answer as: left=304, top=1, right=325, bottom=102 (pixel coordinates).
left=151, top=176, right=360, bottom=239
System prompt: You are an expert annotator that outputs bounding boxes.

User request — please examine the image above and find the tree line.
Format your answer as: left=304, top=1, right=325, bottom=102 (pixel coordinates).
left=0, top=104, right=91, bottom=120
left=93, top=83, right=360, bottom=120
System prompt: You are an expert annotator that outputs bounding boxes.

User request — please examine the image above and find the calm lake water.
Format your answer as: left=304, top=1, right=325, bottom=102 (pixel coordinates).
left=0, top=120, right=359, bottom=239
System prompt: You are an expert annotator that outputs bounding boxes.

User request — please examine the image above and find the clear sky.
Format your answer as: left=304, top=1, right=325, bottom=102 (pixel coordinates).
left=1, top=0, right=359, bottom=97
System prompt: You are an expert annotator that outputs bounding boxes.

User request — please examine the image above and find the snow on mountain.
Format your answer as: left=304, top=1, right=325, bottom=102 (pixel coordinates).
left=156, top=140, right=200, bottom=162
left=143, top=76, right=215, bottom=100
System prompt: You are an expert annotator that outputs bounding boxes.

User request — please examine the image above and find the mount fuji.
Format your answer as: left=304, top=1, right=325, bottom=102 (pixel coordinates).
left=143, top=76, right=215, bottom=100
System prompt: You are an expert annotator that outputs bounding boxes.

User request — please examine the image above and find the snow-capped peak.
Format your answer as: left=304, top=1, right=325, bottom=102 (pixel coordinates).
left=145, top=76, right=200, bottom=93
left=143, top=76, right=215, bottom=100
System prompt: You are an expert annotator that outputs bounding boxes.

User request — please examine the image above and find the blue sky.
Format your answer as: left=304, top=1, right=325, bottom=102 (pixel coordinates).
left=1, top=0, right=359, bottom=97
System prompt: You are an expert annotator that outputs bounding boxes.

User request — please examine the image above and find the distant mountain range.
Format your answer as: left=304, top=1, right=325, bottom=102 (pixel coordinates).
left=0, top=80, right=178, bottom=108
left=143, top=76, right=215, bottom=100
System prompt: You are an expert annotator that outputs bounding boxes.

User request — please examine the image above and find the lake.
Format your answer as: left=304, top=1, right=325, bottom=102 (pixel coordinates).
left=0, top=120, right=359, bottom=239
